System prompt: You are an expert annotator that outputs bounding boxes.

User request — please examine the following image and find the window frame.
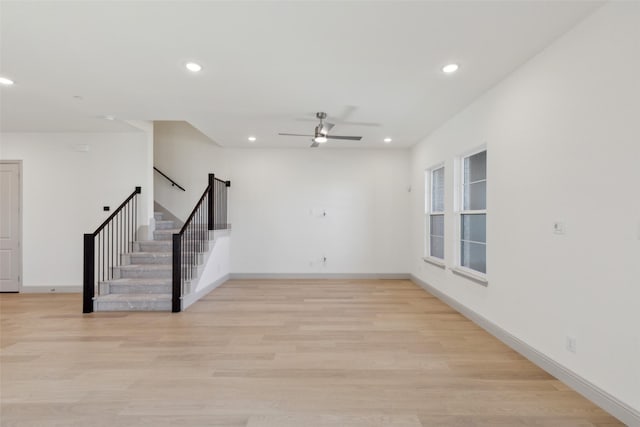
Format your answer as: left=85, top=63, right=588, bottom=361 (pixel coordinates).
left=424, top=163, right=446, bottom=266
left=454, top=146, right=488, bottom=283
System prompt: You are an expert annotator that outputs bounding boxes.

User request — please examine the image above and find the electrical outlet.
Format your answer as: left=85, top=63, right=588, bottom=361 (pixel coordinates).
left=566, top=336, right=577, bottom=353
left=553, top=222, right=565, bottom=234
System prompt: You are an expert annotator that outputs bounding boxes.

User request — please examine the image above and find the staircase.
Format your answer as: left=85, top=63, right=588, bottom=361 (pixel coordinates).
left=84, top=175, right=230, bottom=314
left=93, top=212, right=178, bottom=311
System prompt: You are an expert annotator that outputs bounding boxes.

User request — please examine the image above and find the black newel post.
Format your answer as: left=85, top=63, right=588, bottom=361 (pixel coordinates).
left=172, top=234, right=182, bottom=313
left=83, top=233, right=95, bottom=313
left=208, top=173, right=215, bottom=230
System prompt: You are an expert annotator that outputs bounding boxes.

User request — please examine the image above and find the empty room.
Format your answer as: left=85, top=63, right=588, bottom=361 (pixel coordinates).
left=0, top=1, right=639, bottom=426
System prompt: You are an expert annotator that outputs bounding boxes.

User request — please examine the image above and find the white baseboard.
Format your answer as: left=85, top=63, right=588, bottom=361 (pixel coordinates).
left=229, top=273, right=410, bottom=280
left=409, top=274, right=640, bottom=426
left=181, top=274, right=229, bottom=311
left=19, top=286, right=82, bottom=293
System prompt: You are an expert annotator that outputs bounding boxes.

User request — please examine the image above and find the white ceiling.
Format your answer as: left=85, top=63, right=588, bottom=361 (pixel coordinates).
left=0, top=1, right=603, bottom=148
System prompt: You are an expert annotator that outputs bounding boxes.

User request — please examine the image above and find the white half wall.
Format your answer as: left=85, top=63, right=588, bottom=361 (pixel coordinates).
left=0, top=132, right=153, bottom=290
left=181, top=231, right=231, bottom=311
left=409, top=1, right=640, bottom=414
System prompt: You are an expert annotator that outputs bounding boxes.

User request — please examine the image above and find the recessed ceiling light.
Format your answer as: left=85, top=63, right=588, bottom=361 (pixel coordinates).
left=185, top=62, right=202, bottom=72
left=384, top=137, right=392, bottom=143
left=248, top=136, right=256, bottom=142
left=0, top=77, right=15, bottom=86
left=442, top=63, right=459, bottom=74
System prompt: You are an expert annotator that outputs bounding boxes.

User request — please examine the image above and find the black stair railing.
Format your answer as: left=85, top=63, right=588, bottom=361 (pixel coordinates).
left=83, top=187, right=141, bottom=313
left=154, top=166, right=186, bottom=191
left=172, top=174, right=230, bottom=312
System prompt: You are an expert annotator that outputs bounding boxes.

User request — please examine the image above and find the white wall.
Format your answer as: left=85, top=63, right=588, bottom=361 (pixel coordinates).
left=0, top=132, right=153, bottom=289
left=225, top=148, right=410, bottom=274
left=409, top=1, right=640, bottom=412
left=154, top=121, right=229, bottom=221
left=126, top=120, right=155, bottom=236
left=154, top=121, right=410, bottom=275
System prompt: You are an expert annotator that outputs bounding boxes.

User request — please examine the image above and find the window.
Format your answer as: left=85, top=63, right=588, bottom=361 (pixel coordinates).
left=426, top=165, right=445, bottom=260
left=459, top=150, right=486, bottom=274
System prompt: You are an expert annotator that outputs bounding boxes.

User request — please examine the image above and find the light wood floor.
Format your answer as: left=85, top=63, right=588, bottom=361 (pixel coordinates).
left=0, top=280, right=622, bottom=426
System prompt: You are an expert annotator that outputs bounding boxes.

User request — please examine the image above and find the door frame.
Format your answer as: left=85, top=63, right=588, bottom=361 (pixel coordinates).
left=1, top=160, right=23, bottom=292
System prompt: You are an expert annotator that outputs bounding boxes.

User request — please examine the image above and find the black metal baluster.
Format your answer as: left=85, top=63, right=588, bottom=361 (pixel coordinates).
left=116, top=213, right=119, bottom=268
left=134, top=194, right=137, bottom=242
left=98, top=233, right=101, bottom=288
left=191, top=222, right=194, bottom=280
left=107, top=223, right=111, bottom=280
left=126, top=201, right=129, bottom=253
left=201, top=200, right=204, bottom=250
left=102, top=230, right=105, bottom=282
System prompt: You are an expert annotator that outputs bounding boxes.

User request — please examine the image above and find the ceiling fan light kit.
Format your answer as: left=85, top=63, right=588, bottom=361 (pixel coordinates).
left=278, top=112, right=363, bottom=148
left=314, top=135, right=328, bottom=144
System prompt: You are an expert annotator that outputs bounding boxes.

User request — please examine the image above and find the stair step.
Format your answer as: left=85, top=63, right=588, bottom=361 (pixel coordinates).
left=94, top=293, right=172, bottom=311
left=129, top=252, right=172, bottom=264
left=153, top=229, right=181, bottom=241
left=155, top=220, right=176, bottom=230
left=100, top=278, right=172, bottom=294
left=116, top=264, right=172, bottom=279
left=135, top=240, right=172, bottom=252
left=154, top=212, right=164, bottom=221
left=152, top=229, right=211, bottom=242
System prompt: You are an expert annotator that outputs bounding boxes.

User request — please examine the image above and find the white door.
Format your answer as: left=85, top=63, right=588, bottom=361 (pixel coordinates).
left=0, top=162, right=21, bottom=292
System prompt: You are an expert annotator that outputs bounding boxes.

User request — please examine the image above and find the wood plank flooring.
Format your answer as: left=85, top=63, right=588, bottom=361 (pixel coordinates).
left=0, top=280, right=622, bottom=426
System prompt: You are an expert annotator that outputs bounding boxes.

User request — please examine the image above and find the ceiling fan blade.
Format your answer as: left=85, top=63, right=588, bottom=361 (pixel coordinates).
left=341, top=121, right=381, bottom=127
left=320, top=122, right=335, bottom=135
left=310, top=141, right=320, bottom=148
left=326, top=135, right=362, bottom=141
left=278, top=133, right=314, bottom=137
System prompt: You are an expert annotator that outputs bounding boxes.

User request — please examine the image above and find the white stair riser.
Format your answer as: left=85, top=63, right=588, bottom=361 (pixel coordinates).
left=101, top=283, right=172, bottom=294
left=124, top=253, right=203, bottom=265
left=135, top=241, right=172, bottom=252
left=155, top=220, right=176, bottom=230
left=126, top=254, right=172, bottom=265
left=153, top=232, right=174, bottom=241
left=116, top=268, right=171, bottom=279
left=153, top=230, right=208, bottom=241
left=95, top=300, right=171, bottom=311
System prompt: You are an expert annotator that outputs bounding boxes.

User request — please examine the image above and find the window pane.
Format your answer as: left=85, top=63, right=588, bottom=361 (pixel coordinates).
left=463, top=181, right=486, bottom=211
left=431, top=167, right=444, bottom=212
left=461, top=240, right=486, bottom=273
left=461, top=214, right=486, bottom=243
left=464, top=150, right=486, bottom=184
left=430, top=214, right=444, bottom=238
left=430, top=236, right=444, bottom=259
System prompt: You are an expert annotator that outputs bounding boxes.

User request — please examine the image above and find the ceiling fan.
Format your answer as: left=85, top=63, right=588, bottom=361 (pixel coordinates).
left=278, top=112, right=363, bottom=147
